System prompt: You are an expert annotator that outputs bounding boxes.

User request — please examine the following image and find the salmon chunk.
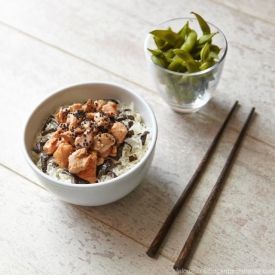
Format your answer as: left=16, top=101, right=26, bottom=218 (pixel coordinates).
left=77, top=151, right=97, bottom=183
left=75, top=130, right=93, bottom=149
left=100, top=145, right=117, bottom=158
left=94, top=100, right=106, bottom=111
left=69, top=103, right=83, bottom=112
left=59, top=131, right=75, bottom=145
left=93, top=133, right=116, bottom=154
left=83, top=99, right=95, bottom=112
left=66, top=113, right=81, bottom=130
left=53, top=143, right=73, bottom=168
left=43, top=133, right=60, bottom=155
left=68, top=148, right=90, bottom=174
left=102, top=102, right=119, bottom=116
left=56, top=108, right=69, bottom=123
left=94, top=112, right=110, bottom=127
left=110, top=122, right=128, bottom=144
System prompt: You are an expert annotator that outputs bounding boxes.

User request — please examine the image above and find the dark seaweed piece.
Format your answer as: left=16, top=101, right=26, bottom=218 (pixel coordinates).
left=140, top=131, right=150, bottom=145
left=104, top=99, right=119, bottom=104
left=111, top=143, right=125, bottom=161
left=126, top=129, right=134, bottom=138
left=51, top=162, right=58, bottom=168
left=119, top=108, right=131, bottom=113
left=32, top=138, right=49, bottom=154
left=128, top=121, right=134, bottom=129
left=41, top=154, right=51, bottom=173
left=114, top=114, right=135, bottom=122
left=106, top=171, right=117, bottom=178
left=42, top=115, right=55, bottom=131
left=124, top=141, right=133, bottom=152
left=97, top=159, right=116, bottom=178
left=62, top=170, right=90, bottom=184
left=129, top=154, right=138, bottom=162
left=41, top=115, right=58, bottom=132
left=41, top=127, right=57, bottom=136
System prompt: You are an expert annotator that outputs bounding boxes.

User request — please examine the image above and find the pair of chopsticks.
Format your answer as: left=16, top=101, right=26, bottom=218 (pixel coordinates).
left=146, top=100, right=255, bottom=271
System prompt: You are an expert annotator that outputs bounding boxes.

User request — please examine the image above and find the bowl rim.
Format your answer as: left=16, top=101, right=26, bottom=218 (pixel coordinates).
left=22, top=81, right=158, bottom=189
left=144, top=17, right=228, bottom=76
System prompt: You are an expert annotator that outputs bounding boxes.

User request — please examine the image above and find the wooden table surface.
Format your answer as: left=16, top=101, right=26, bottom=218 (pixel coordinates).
left=0, top=0, right=274, bottom=274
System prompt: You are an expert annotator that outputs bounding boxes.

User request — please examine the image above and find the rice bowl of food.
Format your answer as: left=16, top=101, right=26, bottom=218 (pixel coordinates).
left=22, top=82, right=158, bottom=206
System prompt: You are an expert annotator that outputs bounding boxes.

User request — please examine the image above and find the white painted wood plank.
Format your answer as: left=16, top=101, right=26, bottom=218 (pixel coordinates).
left=212, top=0, right=275, bottom=24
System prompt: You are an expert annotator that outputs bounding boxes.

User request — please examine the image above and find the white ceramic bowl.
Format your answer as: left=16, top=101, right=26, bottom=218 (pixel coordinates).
left=22, top=81, right=158, bottom=206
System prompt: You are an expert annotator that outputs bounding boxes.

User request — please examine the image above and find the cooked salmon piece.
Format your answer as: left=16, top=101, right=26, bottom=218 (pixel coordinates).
left=93, top=133, right=116, bottom=154
left=97, top=156, right=105, bottom=166
left=83, top=99, right=95, bottom=112
left=85, top=112, right=94, bottom=120
left=59, top=131, right=75, bottom=145
left=68, top=148, right=90, bottom=174
left=94, top=100, right=106, bottom=111
left=69, top=103, right=83, bottom=112
left=109, top=122, right=128, bottom=144
left=100, top=145, right=117, bottom=158
left=74, top=127, right=85, bottom=136
left=53, top=143, right=73, bottom=168
left=56, top=108, right=69, bottom=123
left=66, top=113, right=82, bottom=130
left=57, top=123, right=69, bottom=133
left=94, top=112, right=110, bottom=127
left=43, top=132, right=60, bottom=155
left=102, top=102, right=119, bottom=116
left=75, top=130, right=93, bottom=149
left=77, top=151, right=97, bottom=183
left=81, top=120, right=93, bottom=131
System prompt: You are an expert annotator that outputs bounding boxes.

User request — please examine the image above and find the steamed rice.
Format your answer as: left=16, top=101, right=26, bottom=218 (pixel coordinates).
left=32, top=101, right=152, bottom=184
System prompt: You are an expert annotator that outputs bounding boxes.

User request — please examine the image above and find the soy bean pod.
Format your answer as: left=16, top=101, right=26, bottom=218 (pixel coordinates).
left=150, top=29, right=180, bottom=46
left=147, top=48, right=163, bottom=56
left=180, top=30, right=197, bottom=52
left=209, top=44, right=221, bottom=54
left=199, top=59, right=217, bottom=71
left=164, top=48, right=175, bottom=59
left=167, top=58, right=184, bottom=71
left=209, top=51, right=219, bottom=60
left=151, top=55, right=167, bottom=68
left=200, top=42, right=210, bottom=63
left=173, top=49, right=199, bottom=72
left=197, top=32, right=218, bottom=46
left=191, top=12, right=210, bottom=34
left=153, top=36, right=165, bottom=49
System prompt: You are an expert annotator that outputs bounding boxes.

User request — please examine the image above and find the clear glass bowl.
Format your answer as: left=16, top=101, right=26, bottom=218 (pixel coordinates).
left=144, top=17, right=228, bottom=113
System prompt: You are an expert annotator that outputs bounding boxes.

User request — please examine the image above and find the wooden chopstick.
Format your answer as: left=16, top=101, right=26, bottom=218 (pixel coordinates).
left=146, top=100, right=239, bottom=258
left=173, top=106, right=256, bottom=271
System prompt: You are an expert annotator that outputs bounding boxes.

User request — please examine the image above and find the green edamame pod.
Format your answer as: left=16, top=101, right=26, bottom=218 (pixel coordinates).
left=180, top=30, right=197, bottom=52
left=153, top=36, right=165, bottom=49
left=191, top=12, right=210, bottom=35
left=209, top=44, right=221, bottom=54
left=199, top=59, right=217, bottom=71
left=147, top=48, right=163, bottom=56
left=151, top=55, right=167, bottom=68
left=209, top=51, right=219, bottom=60
left=167, top=58, right=184, bottom=71
left=150, top=29, right=180, bottom=46
left=197, top=32, right=218, bottom=46
left=173, top=49, right=199, bottom=72
left=200, top=42, right=210, bottom=63
left=164, top=48, right=175, bottom=59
